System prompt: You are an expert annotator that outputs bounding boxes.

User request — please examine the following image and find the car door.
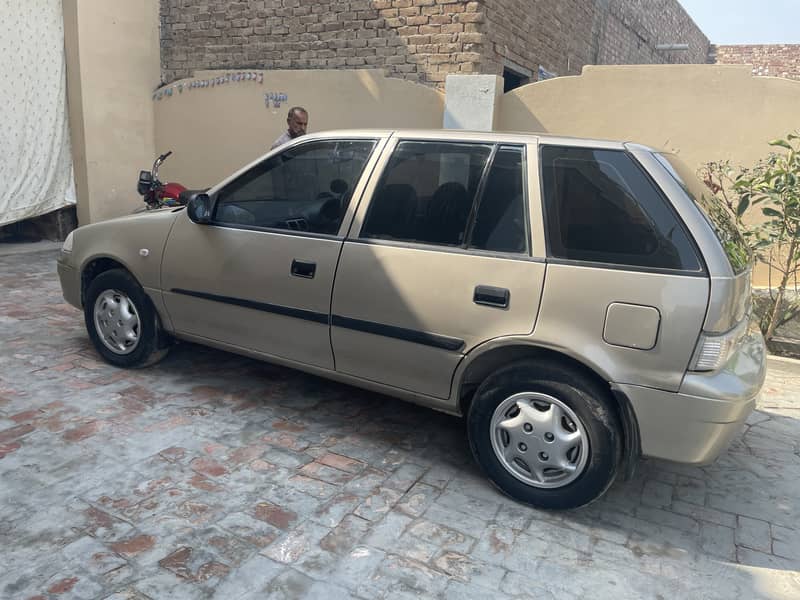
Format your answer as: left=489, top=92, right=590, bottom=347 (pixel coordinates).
left=330, top=136, right=547, bottom=399
left=161, top=135, right=385, bottom=369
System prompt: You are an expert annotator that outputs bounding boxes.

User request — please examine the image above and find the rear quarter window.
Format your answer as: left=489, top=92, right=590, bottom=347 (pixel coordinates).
left=654, top=153, right=751, bottom=275
left=540, top=145, right=703, bottom=273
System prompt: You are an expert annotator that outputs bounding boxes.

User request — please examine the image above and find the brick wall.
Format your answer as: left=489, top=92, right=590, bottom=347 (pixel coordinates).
left=710, top=44, right=800, bottom=81
left=480, top=0, right=597, bottom=79
left=596, top=0, right=709, bottom=67
left=482, top=0, right=709, bottom=80
left=159, top=0, right=487, bottom=87
left=159, top=0, right=710, bottom=87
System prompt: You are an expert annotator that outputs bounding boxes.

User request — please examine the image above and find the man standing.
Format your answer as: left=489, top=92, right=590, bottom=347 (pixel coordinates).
left=271, top=106, right=308, bottom=150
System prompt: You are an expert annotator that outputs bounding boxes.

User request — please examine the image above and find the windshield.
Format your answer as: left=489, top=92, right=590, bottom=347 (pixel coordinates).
left=654, top=152, right=751, bottom=274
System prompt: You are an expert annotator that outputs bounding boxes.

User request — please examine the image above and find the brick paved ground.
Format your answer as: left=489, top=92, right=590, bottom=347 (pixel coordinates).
left=1, top=247, right=799, bottom=599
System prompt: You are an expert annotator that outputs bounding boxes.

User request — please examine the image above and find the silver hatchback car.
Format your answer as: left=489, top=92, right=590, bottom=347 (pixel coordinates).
left=57, top=130, right=766, bottom=509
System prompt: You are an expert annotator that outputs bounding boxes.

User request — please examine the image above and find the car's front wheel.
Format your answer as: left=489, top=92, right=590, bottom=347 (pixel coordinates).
left=467, top=360, right=621, bottom=509
left=84, top=269, right=169, bottom=368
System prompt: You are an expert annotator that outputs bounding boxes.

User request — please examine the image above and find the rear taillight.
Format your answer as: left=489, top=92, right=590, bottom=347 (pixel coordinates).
left=689, top=318, right=748, bottom=372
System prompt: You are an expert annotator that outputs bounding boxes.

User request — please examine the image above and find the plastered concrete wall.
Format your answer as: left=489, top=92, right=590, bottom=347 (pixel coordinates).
left=63, top=0, right=161, bottom=224
left=152, top=69, right=444, bottom=188
left=499, top=64, right=800, bottom=286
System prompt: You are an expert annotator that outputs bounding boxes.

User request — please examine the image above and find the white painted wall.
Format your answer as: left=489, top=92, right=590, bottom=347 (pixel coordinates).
left=443, top=75, right=503, bottom=131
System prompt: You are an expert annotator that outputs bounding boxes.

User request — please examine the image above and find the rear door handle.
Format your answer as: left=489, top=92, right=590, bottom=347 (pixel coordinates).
left=474, top=285, right=510, bottom=308
left=291, top=259, right=316, bottom=279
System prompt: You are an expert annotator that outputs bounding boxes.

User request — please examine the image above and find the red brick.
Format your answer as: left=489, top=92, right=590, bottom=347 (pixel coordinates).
left=10, top=409, right=41, bottom=423
left=318, top=452, right=366, bottom=474
left=63, top=421, right=103, bottom=442
left=48, top=577, right=78, bottom=594
left=159, top=547, right=193, bottom=580
left=254, top=502, right=297, bottom=529
left=271, top=420, right=306, bottom=433
left=110, top=534, right=156, bottom=556
left=0, top=423, right=34, bottom=443
left=0, top=441, right=20, bottom=458
left=190, top=457, right=229, bottom=478
left=712, top=44, right=800, bottom=80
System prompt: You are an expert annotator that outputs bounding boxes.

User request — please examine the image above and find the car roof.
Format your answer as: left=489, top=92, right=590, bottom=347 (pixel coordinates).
left=300, top=128, right=654, bottom=151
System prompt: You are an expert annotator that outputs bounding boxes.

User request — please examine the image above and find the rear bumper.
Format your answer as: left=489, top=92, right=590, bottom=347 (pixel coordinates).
left=617, top=324, right=766, bottom=465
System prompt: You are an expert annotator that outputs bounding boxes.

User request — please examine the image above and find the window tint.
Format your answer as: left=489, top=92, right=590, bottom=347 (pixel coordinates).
left=361, top=141, right=492, bottom=246
left=540, top=146, right=702, bottom=272
left=655, top=152, right=751, bottom=274
left=214, top=140, right=376, bottom=235
left=469, top=146, right=528, bottom=253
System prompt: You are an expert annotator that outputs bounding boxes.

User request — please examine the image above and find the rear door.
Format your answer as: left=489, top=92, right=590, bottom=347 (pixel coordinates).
left=330, top=136, right=546, bottom=399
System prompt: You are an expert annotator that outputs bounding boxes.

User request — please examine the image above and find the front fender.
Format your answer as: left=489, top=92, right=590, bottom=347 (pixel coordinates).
left=68, top=209, right=182, bottom=331
left=73, top=209, right=181, bottom=291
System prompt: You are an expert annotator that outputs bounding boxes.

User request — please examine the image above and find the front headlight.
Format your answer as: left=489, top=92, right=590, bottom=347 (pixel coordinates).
left=62, top=230, right=74, bottom=253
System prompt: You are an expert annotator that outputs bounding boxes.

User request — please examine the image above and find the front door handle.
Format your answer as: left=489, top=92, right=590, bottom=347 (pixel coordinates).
left=291, top=259, right=316, bottom=279
left=474, top=285, right=510, bottom=308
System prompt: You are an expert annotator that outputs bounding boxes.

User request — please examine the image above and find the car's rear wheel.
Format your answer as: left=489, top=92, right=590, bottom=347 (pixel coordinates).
left=84, top=269, right=169, bottom=368
left=467, top=360, right=621, bottom=509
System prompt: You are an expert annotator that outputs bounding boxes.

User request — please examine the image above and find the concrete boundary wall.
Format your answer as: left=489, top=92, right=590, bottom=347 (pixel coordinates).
left=153, top=69, right=444, bottom=189
left=499, top=64, right=800, bottom=173
left=498, top=64, right=800, bottom=286
left=154, top=64, right=800, bottom=205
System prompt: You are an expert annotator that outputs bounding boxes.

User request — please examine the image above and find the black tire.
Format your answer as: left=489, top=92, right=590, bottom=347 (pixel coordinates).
left=467, top=359, right=621, bottom=510
left=84, top=269, right=169, bottom=368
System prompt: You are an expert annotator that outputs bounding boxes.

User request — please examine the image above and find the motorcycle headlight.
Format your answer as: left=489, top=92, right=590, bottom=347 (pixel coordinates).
left=62, top=231, right=75, bottom=253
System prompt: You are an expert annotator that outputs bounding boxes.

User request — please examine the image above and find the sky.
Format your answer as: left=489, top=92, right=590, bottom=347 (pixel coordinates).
left=679, top=0, right=800, bottom=44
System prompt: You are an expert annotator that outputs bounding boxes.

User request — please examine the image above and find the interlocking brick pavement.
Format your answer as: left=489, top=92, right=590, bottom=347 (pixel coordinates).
left=1, top=247, right=799, bottom=599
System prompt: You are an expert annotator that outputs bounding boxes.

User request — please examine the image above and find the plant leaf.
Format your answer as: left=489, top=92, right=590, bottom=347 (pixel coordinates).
left=736, top=196, right=750, bottom=217
left=769, top=139, right=793, bottom=150
left=763, top=207, right=784, bottom=218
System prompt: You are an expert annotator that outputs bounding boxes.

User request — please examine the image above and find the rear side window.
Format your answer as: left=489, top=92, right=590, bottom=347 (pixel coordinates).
left=540, top=146, right=702, bottom=272
left=361, top=141, right=492, bottom=246
left=469, top=146, right=528, bottom=253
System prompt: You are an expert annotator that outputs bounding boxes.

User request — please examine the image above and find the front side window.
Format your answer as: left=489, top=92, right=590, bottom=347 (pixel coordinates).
left=361, top=141, right=492, bottom=246
left=540, top=145, right=702, bottom=272
left=214, top=139, right=376, bottom=235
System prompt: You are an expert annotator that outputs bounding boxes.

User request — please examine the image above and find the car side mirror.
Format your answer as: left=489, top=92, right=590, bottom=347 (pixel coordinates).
left=186, top=193, right=212, bottom=224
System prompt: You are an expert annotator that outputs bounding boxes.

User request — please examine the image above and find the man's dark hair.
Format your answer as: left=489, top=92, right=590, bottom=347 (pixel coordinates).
left=288, top=106, right=307, bottom=119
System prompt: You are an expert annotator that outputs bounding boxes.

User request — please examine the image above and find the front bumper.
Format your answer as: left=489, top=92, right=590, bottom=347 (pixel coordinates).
left=57, top=254, right=81, bottom=310
left=618, top=324, right=766, bottom=465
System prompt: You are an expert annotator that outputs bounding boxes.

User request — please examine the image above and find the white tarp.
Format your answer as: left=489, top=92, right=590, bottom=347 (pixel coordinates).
left=0, top=0, right=76, bottom=227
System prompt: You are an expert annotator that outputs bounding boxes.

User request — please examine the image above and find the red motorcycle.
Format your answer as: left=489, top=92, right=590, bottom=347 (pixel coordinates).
left=136, top=151, right=188, bottom=211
